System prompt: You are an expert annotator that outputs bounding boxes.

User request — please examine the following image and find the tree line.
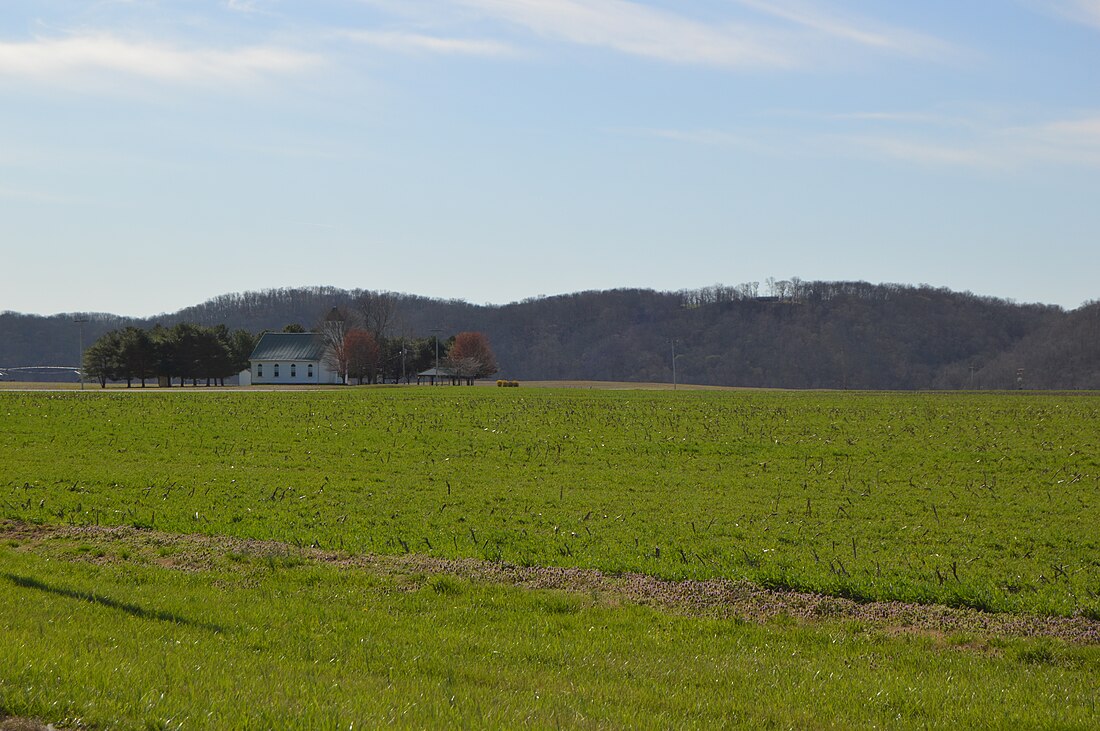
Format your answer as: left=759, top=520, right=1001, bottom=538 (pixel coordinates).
left=79, top=298, right=501, bottom=388
left=325, top=329, right=497, bottom=385
left=82, top=324, right=256, bottom=387
left=8, top=280, right=1096, bottom=390
left=313, top=295, right=498, bottom=385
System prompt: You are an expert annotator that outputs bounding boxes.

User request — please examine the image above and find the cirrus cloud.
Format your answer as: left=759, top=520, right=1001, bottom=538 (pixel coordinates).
left=0, top=34, right=322, bottom=87
left=637, top=110, right=1100, bottom=171
left=450, top=0, right=797, bottom=68
left=1037, top=0, right=1100, bottom=28
left=340, top=30, right=516, bottom=57
left=732, top=0, right=957, bottom=59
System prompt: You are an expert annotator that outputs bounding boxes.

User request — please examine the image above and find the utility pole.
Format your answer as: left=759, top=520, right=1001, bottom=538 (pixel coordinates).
left=74, top=316, right=88, bottom=390
left=431, top=327, right=443, bottom=386
left=670, top=338, right=679, bottom=390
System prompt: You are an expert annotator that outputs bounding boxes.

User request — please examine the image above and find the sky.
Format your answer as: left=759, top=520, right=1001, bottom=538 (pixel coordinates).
left=1, top=1, right=1098, bottom=317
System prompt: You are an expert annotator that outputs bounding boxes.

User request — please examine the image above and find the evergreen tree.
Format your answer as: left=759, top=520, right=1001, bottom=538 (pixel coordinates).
left=83, top=330, right=123, bottom=388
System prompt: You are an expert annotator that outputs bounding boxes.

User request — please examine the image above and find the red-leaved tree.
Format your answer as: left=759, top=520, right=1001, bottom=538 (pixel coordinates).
left=344, top=329, right=381, bottom=384
left=446, top=331, right=498, bottom=381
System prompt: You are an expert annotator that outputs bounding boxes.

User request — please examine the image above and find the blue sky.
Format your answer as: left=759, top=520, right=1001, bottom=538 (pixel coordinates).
left=2, top=0, right=1098, bottom=316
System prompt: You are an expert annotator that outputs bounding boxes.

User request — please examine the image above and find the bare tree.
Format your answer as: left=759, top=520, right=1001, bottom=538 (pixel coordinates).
left=354, top=290, right=398, bottom=342
left=318, top=306, right=350, bottom=384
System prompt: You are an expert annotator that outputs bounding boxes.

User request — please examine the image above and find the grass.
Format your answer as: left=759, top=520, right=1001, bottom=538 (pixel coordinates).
left=1, top=537, right=1097, bottom=730
left=1, top=386, right=1099, bottom=728
left=1, top=388, right=1097, bottom=616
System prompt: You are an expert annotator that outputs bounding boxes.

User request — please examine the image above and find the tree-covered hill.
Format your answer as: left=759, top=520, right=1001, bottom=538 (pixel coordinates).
left=1, top=281, right=1094, bottom=389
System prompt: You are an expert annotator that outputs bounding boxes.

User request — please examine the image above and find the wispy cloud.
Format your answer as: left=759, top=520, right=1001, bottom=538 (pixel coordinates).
left=0, top=34, right=321, bottom=87
left=341, top=30, right=515, bottom=57
left=644, top=128, right=755, bottom=146
left=632, top=127, right=781, bottom=155
left=225, top=0, right=264, bottom=11
left=843, top=113, right=1100, bottom=169
left=1038, top=0, right=1100, bottom=28
left=841, top=136, right=995, bottom=168
left=733, top=0, right=956, bottom=58
left=0, top=186, right=81, bottom=204
left=354, top=0, right=958, bottom=69
left=829, top=111, right=968, bottom=125
left=433, top=0, right=962, bottom=68
left=1014, top=115, right=1100, bottom=164
left=292, top=221, right=339, bottom=230
left=451, top=0, right=797, bottom=68
left=638, top=111, right=1100, bottom=170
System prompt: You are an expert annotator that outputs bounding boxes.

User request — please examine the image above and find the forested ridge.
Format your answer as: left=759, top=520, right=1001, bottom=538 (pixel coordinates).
left=2, top=281, right=1097, bottom=389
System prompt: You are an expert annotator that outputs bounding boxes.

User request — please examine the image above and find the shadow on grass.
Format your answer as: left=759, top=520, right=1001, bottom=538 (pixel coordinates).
left=2, top=573, right=225, bottom=634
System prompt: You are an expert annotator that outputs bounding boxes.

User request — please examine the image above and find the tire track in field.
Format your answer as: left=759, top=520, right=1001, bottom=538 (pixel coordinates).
left=3, top=520, right=1098, bottom=644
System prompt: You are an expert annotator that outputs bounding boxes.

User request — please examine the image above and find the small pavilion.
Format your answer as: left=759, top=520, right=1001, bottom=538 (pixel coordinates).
left=416, top=366, right=457, bottom=385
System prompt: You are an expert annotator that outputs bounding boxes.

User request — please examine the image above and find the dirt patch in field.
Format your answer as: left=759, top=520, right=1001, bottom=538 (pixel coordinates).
left=3, top=519, right=1098, bottom=645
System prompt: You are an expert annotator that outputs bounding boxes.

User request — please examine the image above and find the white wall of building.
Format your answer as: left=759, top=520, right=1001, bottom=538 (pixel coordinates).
left=250, top=360, right=341, bottom=385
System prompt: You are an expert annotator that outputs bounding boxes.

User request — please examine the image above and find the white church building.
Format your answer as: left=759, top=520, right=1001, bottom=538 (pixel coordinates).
left=239, top=332, right=342, bottom=385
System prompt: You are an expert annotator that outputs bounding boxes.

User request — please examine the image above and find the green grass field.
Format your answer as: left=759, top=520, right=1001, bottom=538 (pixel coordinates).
left=1, top=388, right=1098, bottom=728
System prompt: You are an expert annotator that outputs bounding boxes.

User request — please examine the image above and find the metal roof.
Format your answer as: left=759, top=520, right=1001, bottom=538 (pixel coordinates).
left=249, top=333, right=329, bottom=362
left=418, top=367, right=457, bottom=377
